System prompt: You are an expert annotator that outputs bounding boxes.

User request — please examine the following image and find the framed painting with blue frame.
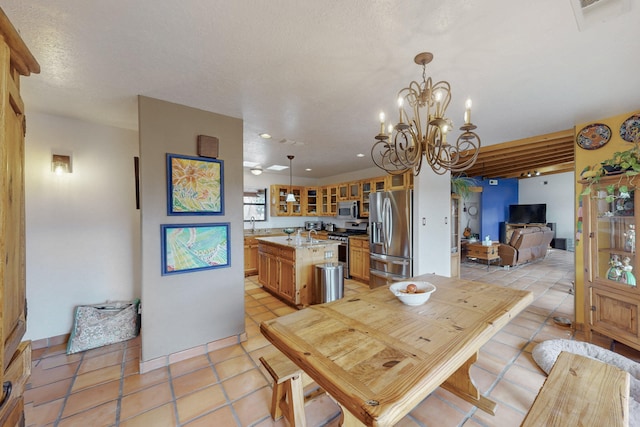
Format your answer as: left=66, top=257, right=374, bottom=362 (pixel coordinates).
left=167, top=153, right=224, bottom=215
left=161, top=223, right=230, bottom=275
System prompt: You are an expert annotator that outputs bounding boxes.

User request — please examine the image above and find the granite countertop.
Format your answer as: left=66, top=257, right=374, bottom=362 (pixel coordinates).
left=256, top=235, right=340, bottom=249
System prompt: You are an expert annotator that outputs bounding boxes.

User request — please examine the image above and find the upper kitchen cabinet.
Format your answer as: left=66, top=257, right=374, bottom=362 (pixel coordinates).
left=0, top=9, right=40, bottom=427
left=320, top=185, right=338, bottom=216
left=361, top=181, right=372, bottom=217
left=385, top=170, right=414, bottom=191
left=270, top=185, right=303, bottom=216
left=338, top=183, right=349, bottom=201
left=302, top=187, right=319, bottom=216
left=372, top=177, right=386, bottom=193
left=349, top=182, right=361, bottom=200
left=361, top=177, right=386, bottom=217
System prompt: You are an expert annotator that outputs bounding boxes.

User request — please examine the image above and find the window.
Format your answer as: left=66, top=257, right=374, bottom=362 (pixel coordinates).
left=244, top=188, right=267, bottom=221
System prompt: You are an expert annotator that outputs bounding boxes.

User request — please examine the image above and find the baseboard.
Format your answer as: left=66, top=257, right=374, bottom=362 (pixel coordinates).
left=139, top=332, right=248, bottom=374
left=31, top=333, right=70, bottom=350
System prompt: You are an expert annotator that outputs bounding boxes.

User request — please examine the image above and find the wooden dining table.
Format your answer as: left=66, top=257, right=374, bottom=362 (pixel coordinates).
left=260, top=274, right=534, bottom=427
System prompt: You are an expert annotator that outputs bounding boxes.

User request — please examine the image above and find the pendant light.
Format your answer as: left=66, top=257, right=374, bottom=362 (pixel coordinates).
left=285, top=155, right=296, bottom=202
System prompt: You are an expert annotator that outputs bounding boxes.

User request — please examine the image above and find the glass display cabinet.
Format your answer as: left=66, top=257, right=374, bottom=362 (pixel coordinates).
left=451, top=194, right=460, bottom=278
left=582, top=175, right=640, bottom=350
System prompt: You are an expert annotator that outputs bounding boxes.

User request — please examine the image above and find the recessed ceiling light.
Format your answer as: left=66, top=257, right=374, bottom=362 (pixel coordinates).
left=305, top=168, right=312, bottom=171
left=266, top=164, right=288, bottom=171
left=259, top=133, right=271, bottom=139
left=356, top=153, right=365, bottom=158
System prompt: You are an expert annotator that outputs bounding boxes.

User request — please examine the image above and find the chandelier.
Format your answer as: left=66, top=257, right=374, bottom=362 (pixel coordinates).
left=372, top=52, right=481, bottom=176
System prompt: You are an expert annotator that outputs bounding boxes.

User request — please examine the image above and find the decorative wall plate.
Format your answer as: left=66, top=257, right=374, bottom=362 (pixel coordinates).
left=576, top=123, right=611, bottom=150
left=620, top=113, right=640, bottom=143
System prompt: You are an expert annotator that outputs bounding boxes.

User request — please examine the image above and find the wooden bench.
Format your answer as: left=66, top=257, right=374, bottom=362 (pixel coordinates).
left=522, top=351, right=630, bottom=426
left=259, top=353, right=325, bottom=426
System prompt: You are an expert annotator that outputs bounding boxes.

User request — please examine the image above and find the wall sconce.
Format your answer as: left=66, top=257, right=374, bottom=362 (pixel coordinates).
left=52, top=154, right=72, bottom=174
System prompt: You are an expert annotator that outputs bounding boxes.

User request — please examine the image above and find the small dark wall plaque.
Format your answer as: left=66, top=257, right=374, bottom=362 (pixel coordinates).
left=197, top=135, right=219, bottom=158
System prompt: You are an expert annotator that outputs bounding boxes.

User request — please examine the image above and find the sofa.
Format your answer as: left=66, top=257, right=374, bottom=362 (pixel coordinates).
left=498, top=226, right=554, bottom=267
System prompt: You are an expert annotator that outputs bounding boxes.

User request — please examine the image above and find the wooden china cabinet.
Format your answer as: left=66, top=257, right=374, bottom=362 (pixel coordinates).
left=582, top=175, right=640, bottom=351
left=0, top=10, right=40, bottom=427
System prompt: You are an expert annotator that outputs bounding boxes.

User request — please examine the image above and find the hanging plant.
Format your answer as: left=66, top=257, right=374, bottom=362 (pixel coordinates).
left=451, top=175, right=479, bottom=200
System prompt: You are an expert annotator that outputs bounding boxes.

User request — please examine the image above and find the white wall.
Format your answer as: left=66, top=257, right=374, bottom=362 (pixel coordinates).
left=518, top=172, right=575, bottom=242
left=24, top=113, right=140, bottom=341
left=413, top=170, right=452, bottom=276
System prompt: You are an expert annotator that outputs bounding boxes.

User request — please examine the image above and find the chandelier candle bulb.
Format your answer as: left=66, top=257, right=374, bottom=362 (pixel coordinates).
left=398, top=97, right=404, bottom=123
left=465, top=98, right=472, bottom=124
left=379, top=112, right=386, bottom=135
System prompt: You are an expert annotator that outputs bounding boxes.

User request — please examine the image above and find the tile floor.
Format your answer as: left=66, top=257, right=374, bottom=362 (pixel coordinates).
left=25, top=249, right=640, bottom=426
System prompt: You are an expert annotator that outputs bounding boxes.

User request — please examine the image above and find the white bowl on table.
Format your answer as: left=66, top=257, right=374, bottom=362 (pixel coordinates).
left=389, top=281, right=436, bottom=306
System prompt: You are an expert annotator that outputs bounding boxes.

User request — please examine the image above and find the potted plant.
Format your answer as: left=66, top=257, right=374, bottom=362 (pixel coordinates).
left=580, top=143, right=640, bottom=197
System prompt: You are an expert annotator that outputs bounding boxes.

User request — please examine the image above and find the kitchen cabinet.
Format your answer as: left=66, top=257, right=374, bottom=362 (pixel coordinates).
left=320, top=185, right=338, bottom=216
left=361, top=177, right=386, bottom=218
left=582, top=175, right=640, bottom=350
left=349, top=237, right=370, bottom=282
left=338, top=183, right=349, bottom=201
left=361, top=180, right=372, bottom=217
left=244, top=236, right=259, bottom=276
left=0, top=11, right=39, bottom=427
left=269, top=174, right=401, bottom=218
left=349, top=182, right=361, bottom=200
left=279, top=250, right=296, bottom=302
left=385, top=170, right=414, bottom=191
left=270, top=185, right=303, bottom=216
left=257, top=237, right=339, bottom=306
left=302, top=187, right=319, bottom=216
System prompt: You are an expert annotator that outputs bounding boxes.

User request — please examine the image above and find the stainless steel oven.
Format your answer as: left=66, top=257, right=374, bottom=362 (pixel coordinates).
left=328, top=234, right=350, bottom=278
left=328, top=221, right=368, bottom=279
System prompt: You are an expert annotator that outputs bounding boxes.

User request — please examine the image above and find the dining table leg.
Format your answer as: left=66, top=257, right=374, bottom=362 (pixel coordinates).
left=338, top=403, right=367, bottom=427
left=441, top=352, right=497, bottom=415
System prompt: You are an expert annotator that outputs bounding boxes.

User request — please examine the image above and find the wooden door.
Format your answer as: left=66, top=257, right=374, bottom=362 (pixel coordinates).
left=590, top=286, right=640, bottom=347
left=0, top=11, right=40, bottom=426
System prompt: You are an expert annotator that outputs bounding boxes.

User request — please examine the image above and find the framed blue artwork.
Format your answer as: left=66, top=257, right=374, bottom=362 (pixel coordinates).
left=161, top=223, right=230, bottom=275
left=167, top=153, right=224, bottom=215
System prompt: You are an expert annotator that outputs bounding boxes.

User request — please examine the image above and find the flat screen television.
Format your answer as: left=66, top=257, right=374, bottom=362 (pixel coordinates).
left=508, top=204, right=547, bottom=224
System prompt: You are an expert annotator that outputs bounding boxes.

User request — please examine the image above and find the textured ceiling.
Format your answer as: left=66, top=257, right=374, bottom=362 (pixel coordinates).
left=3, top=1, right=639, bottom=178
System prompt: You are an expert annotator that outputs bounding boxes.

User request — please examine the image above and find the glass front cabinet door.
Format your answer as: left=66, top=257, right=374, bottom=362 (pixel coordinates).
left=583, top=176, right=640, bottom=350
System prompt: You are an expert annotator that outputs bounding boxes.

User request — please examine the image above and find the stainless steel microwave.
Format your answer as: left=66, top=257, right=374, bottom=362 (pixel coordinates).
left=336, top=201, right=359, bottom=219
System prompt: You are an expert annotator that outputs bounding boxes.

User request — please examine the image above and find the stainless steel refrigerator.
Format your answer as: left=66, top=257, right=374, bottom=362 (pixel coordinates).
left=369, top=189, right=413, bottom=288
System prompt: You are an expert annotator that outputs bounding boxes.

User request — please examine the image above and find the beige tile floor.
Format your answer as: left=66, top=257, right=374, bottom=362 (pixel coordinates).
left=25, top=249, right=640, bottom=426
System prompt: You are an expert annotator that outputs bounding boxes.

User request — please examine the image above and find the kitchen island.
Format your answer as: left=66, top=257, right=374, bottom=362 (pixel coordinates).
left=257, top=236, right=339, bottom=307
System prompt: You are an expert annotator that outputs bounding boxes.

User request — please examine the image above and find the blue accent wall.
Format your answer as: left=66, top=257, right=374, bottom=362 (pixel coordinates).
left=479, top=178, right=518, bottom=241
